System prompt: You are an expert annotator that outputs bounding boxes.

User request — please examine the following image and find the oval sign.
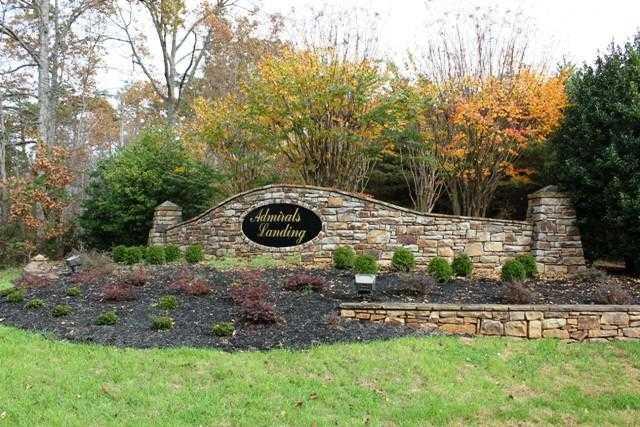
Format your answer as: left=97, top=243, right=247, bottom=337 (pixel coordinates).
left=242, top=203, right=322, bottom=247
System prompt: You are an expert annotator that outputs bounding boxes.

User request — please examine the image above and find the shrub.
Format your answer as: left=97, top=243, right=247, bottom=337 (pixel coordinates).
left=230, top=282, right=270, bottom=306
left=126, top=267, right=148, bottom=287
left=333, top=246, right=355, bottom=270
left=15, top=273, right=54, bottom=289
left=151, top=315, right=174, bottom=330
left=0, top=287, right=16, bottom=297
left=575, top=267, right=608, bottom=282
left=391, top=247, right=416, bottom=272
left=120, top=246, right=144, bottom=265
left=452, top=254, right=473, bottom=278
left=353, top=254, right=379, bottom=275
left=185, top=244, right=205, bottom=264
left=211, top=322, right=235, bottom=337
left=594, top=283, right=632, bottom=305
left=394, top=275, right=435, bottom=297
left=80, top=127, right=220, bottom=249
left=102, top=283, right=135, bottom=302
left=427, top=257, right=453, bottom=283
left=145, top=246, right=166, bottom=265
left=52, top=304, right=72, bottom=317
left=112, top=245, right=128, bottom=263
left=501, top=282, right=534, bottom=304
left=66, top=287, right=81, bottom=298
left=158, top=295, right=179, bottom=310
left=230, top=273, right=277, bottom=324
left=514, top=254, right=537, bottom=278
left=25, top=298, right=45, bottom=309
left=284, top=273, right=326, bottom=292
left=184, top=278, right=210, bottom=296
left=164, top=245, right=181, bottom=262
left=69, top=267, right=111, bottom=286
left=96, top=310, right=119, bottom=325
left=501, top=259, right=527, bottom=283
left=6, top=289, right=25, bottom=303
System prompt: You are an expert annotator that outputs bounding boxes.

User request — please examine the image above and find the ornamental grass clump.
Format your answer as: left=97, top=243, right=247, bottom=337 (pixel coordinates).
left=151, top=316, right=174, bottom=330
left=501, top=259, right=527, bottom=283
left=333, top=246, right=355, bottom=270
left=211, top=322, right=235, bottom=337
left=158, top=295, right=179, bottom=310
left=6, top=289, right=25, bottom=303
left=353, top=254, right=379, bottom=275
left=96, top=310, right=119, bottom=326
left=452, top=253, right=473, bottom=278
left=25, top=298, right=45, bottom=309
left=52, top=304, right=72, bottom=317
left=427, top=257, right=453, bottom=283
left=391, top=247, right=416, bottom=272
left=145, top=246, right=166, bottom=265
left=514, top=254, right=537, bottom=278
left=185, top=244, right=205, bottom=264
left=66, top=287, right=81, bottom=297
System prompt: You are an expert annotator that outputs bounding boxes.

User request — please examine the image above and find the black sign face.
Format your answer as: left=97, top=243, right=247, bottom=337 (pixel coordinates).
left=242, top=203, right=322, bottom=247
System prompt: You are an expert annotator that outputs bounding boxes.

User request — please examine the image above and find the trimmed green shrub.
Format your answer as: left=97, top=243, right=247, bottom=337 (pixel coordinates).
left=333, top=246, right=356, bottom=270
left=80, top=127, right=220, bottom=249
left=211, top=322, right=235, bottom=337
left=96, top=310, right=119, bottom=326
left=501, top=259, right=527, bottom=283
left=452, top=254, right=473, bottom=278
left=428, top=257, right=453, bottom=283
left=6, top=289, right=25, bottom=303
left=112, top=245, right=127, bottom=263
left=66, top=287, right=81, bottom=297
left=158, top=295, right=179, bottom=310
left=164, top=245, right=181, bottom=262
left=120, top=246, right=144, bottom=265
left=52, top=304, right=72, bottom=317
left=353, top=254, right=379, bottom=275
left=145, top=246, right=166, bottom=265
left=25, top=298, right=45, bottom=309
left=391, top=247, right=416, bottom=272
left=514, top=254, right=537, bottom=278
left=185, top=244, right=204, bottom=264
left=151, top=316, right=174, bottom=330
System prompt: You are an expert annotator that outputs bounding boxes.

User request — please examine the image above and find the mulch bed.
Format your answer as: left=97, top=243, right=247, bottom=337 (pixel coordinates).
left=1, top=265, right=639, bottom=351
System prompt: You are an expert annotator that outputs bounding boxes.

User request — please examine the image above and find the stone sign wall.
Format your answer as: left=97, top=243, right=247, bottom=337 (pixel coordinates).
left=148, top=184, right=586, bottom=277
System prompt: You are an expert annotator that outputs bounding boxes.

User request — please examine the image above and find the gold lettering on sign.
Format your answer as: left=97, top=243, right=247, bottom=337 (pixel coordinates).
left=250, top=207, right=308, bottom=244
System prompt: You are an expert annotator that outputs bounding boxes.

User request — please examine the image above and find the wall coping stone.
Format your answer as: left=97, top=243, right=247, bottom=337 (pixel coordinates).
left=340, top=302, right=640, bottom=312
left=165, top=183, right=532, bottom=232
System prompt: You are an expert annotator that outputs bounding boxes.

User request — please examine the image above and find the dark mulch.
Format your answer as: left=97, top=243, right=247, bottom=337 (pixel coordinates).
left=1, top=266, right=639, bottom=351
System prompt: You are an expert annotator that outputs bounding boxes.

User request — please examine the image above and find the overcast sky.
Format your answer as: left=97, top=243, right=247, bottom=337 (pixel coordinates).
left=99, top=0, right=640, bottom=96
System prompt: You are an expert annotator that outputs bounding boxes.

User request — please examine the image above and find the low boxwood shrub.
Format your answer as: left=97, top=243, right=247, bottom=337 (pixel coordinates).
left=333, top=246, right=355, bottom=270
left=211, top=322, right=235, bottom=337
left=353, top=254, right=379, bottom=275
left=158, top=295, right=179, bottom=310
left=25, top=298, right=45, bottom=309
left=501, top=259, right=527, bottom=283
left=185, top=244, right=205, bottom=264
left=164, top=245, right=181, bottom=262
left=427, top=257, right=453, bottom=283
left=452, top=253, right=473, bottom=278
left=66, top=287, right=81, bottom=297
left=594, top=283, right=632, bottom=305
left=151, top=315, right=174, bottom=330
left=6, top=289, right=25, bottom=303
left=52, top=304, right=72, bottom=317
left=112, top=245, right=127, bottom=263
left=96, top=310, right=119, bottom=326
left=145, top=245, right=166, bottom=265
left=514, top=254, right=537, bottom=278
left=391, top=247, right=416, bottom=272
left=501, top=282, right=534, bottom=304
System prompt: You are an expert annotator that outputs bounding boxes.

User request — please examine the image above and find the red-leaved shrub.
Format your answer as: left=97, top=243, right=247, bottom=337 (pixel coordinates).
left=126, top=267, right=148, bottom=287
left=15, top=273, right=54, bottom=289
left=102, top=283, right=135, bottom=302
left=229, top=272, right=277, bottom=324
left=284, top=273, right=326, bottom=292
left=169, top=270, right=210, bottom=296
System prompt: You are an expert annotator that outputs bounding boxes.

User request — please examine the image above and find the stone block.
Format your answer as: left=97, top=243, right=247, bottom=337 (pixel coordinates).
left=464, top=242, right=483, bottom=257
left=542, top=318, right=566, bottom=329
left=577, top=316, right=600, bottom=330
left=484, top=242, right=503, bottom=252
left=528, top=320, right=542, bottom=338
left=510, top=312, right=525, bottom=321
left=340, top=310, right=355, bottom=318
left=326, top=196, right=343, bottom=207
left=600, top=312, right=629, bottom=326
left=439, top=323, right=477, bottom=335
left=480, top=319, right=504, bottom=336
left=525, top=311, right=543, bottom=320
left=543, top=329, right=570, bottom=339
left=367, top=230, right=390, bottom=244
left=589, top=329, right=618, bottom=338
left=505, top=321, right=527, bottom=337
left=623, top=328, right=640, bottom=338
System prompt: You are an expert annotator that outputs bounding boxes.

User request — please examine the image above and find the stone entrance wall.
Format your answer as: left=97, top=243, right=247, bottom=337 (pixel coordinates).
left=148, top=184, right=585, bottom=276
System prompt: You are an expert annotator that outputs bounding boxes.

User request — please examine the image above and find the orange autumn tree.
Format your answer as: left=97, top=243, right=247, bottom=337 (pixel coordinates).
left=441, top=71, right=567, bottom=217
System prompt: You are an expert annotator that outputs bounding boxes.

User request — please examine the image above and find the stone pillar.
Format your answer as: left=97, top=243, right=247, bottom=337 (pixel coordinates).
left=527, top=186, right=586, bottom=277
left=148, top=201, right=182, bottom=245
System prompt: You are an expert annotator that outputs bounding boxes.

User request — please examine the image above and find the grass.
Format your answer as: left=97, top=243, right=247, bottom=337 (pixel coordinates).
left=0, top=267, right=20, bottom=290
left=207, top=254, right=302, bottom=270
left=1, top=328, right=640, bottom=425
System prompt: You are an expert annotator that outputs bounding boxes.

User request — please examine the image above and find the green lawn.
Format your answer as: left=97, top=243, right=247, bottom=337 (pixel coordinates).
left=1, top=327, right=640, bottom=426
left=0, top=267, right=20, bottom=290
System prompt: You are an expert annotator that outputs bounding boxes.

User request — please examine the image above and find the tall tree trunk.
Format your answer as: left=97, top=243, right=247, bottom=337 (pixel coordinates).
left=0, top=91, right=8, bottom=222
left=37, top=0, right=52, bottom=145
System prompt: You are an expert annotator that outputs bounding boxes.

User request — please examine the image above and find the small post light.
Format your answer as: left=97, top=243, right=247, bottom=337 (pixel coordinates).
left=65, top=255, right=82, bottom=273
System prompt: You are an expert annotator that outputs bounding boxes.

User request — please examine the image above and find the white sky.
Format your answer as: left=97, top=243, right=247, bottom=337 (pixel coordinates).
left=99, top=0, right=640, bottom=97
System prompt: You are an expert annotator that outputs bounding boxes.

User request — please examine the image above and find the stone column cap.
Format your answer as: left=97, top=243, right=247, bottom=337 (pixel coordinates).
left=156, top=201, right=182, bottom=211
left=528, top=185, right=566, bottom=199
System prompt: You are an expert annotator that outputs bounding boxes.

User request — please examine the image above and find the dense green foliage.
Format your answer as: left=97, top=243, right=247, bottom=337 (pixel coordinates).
left=185, top=244, right=205, bottom=264
left=427, top=257, right=453, bottom=283
left=552, top=37, right=640, bottom=271
left=353, top=254, right=379, bottom=275
left=24, top=298, right=45, bottom=310
left=145, top=246, right=166, bottom=265
left=158, top=295, right=179, bottom=310
left=164, top=245, right=182, bottom=262
left=333, top=246, right=356, bottom=270
left=515, top=254, right=538, bottom=278
left=52, top=304, right=72, bottom=317
left=118, top=246, right=145, bottom=265
left=451, top=253, right=473, bottom=278
left=211, top=322, right=235, bottom=337
left=80, top=128, right=219, bottom=249
left=96, top=310, right=119, bottom=326
left=151, top=316, right=174, bottom=330
left=501, top=259, right=527, bottom=283
left=391, top=247, right=416, bottom=272
left=112, top=245, right=128, bottom=263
